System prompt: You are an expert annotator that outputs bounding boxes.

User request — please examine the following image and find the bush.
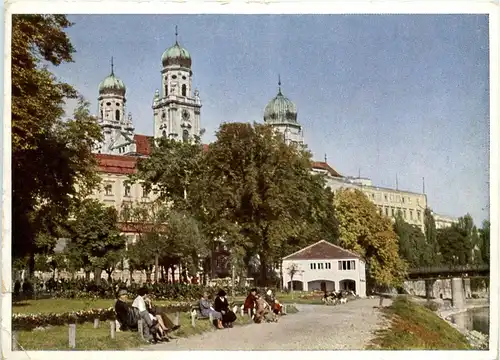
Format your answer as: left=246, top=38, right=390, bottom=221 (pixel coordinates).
left=17, top=278, right=251, bottom=301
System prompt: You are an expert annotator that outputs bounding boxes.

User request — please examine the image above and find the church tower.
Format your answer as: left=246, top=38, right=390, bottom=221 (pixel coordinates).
left=263, top=76, right=304, bottom=146
left=96, top=58, right=136, bottom=155
left=153, top=26, right=202, bottom=143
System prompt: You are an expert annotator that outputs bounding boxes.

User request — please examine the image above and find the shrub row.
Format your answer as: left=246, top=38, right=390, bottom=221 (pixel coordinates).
left=14, top=280, right=252, bottom=301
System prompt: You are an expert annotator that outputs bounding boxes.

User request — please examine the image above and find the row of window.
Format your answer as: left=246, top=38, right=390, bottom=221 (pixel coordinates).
left=377, top=206, right=421, bottom=221
left=309, top=260, right=356, bottom=271
left=104, top=183, right=150, bottom=198
left=367, top=192, right=420, bottom=205
left=310, top=262, right=332, bottom=270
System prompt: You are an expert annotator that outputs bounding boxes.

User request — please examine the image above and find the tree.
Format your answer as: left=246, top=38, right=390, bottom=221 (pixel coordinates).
left=12, top=15, right=102, bottom=275
left=130, top=137, right=205, bottom=213
left=286, top=263, right=303, bottom=291
left=438, top=214, right=477, bottom=266
left=65, top=199, right=126, bottom=283
left=333, top=188, right=407, bottom=289
left=478, top=220, right=490, bottom=265
left=198, top=122, right=338, bottom=285
left=120, top=200, right=170, bottom=282
left=424, top=208, right=441, bottom=265
left=394, top=213, right=432, bottom=268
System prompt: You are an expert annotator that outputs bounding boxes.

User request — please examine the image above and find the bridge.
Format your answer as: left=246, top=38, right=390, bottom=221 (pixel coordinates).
left=405, top=264, right=490, bottom=310
left=407, top=264, right=490, bottom=280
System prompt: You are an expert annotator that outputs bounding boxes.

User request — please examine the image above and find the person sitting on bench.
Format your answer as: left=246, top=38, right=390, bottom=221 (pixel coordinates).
left=132, top=287, right=166, bottom=342
left=114, top=289, right=139, bottom=331
left=243, top=288, right=258, bottom=317
left=199, top=291, right=223, bottom=329
left=214, top=289, right=237, bottom=328
left=265, top=289, right=283, bottom=315
left=144, top=294, right=180, bottom=335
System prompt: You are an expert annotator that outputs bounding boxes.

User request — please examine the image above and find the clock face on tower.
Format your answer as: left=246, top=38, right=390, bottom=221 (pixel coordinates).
left=182, top=110, right=190, bottom=121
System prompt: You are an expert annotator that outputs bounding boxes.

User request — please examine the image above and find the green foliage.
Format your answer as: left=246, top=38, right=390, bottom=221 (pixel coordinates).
left=333, top=189, right=407, bottom=288
left=198, top=122, right=337, bottom=284
left=437, top=213, right=478, bottom=266
left=65, top=199, right=126, bottom=274
left=12, top=15, right=102, bottom=272
left=424, top=208, right=441, bottom=264
left=394, top=213, right=433, bottom=268
left=478, top=220, right=490, bottom=264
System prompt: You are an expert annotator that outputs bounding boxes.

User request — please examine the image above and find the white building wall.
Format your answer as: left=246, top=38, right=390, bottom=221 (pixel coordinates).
left=325, top=176, right=427, bottom=232
left=282, top=258, right=366, bottom=297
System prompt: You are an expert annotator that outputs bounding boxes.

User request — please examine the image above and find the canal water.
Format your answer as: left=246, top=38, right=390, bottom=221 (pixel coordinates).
left=449, top=307, right=490, bottom=335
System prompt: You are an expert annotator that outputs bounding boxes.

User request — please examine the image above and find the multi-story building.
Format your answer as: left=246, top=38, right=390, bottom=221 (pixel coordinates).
left=309, top=166, right=428, bottom=232
left=433, top=213, right=459, bottom=229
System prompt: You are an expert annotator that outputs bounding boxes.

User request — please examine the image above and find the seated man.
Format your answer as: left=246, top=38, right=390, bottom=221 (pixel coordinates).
left=114, top=289, right=139, bottom=331
left=243, top=288, right=258, bottom=317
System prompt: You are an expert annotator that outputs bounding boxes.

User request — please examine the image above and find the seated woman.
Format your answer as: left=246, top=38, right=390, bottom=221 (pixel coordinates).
left=199, top=291, right=224, bottom=329
left=114, top=289, right=139, bottom=331
left=243, top=288, right=257, bottom=317
left=264, top=289, right=283, bottom=315
left=144, top=294, right=180, bottom=335
left=213, top=289, right=237, bottom=328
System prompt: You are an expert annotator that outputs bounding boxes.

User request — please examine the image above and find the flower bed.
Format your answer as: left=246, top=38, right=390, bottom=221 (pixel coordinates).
left=12, top=302, right=195, bottom=331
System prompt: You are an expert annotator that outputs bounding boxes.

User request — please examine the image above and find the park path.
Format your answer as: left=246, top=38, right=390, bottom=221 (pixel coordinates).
left=143, top=297, right=391, bottom=351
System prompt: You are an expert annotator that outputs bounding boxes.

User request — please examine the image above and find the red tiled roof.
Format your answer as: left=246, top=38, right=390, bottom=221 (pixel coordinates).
left=311, top=161, right=342, bottom=177
left=96, top=154, right=138, bottom=175
left=134, top=134, right=153, bottom=156
left=283, top=240, right=361, bottom=261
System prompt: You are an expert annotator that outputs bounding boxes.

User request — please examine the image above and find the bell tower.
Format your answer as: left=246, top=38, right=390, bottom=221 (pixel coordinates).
left=153, top=26, right=202, bottom=143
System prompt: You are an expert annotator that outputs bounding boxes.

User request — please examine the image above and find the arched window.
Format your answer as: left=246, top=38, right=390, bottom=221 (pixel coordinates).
left=116, top=110, right=120, bottom=121
left=162, top=130, right=167, bottom=138
left=165, top=84, right=168, bottom=96
left=182, top=129, right=189, bottom=143
left=182, top=84, right=187, bottom=97
left=100, top=110, right=103, bottom=118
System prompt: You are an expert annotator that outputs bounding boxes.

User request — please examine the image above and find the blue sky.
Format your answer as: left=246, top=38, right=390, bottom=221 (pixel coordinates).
left=53, top=14, right=490, bottom=225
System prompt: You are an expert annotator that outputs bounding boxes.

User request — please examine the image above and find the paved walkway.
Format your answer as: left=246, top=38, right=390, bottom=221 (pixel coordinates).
left=144, top=298, right=391, bottom=351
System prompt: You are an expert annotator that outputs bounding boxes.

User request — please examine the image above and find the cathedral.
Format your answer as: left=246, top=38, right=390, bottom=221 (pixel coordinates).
left=94, top=29, right=305, bottom=156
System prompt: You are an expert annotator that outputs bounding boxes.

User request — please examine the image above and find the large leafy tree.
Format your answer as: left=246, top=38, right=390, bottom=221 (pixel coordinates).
left=424, top=208, right=441, bottom=265
left=437, top=213, right=477, bottom=266
left=65, top=199, right=126, bottom=283
left=394, top=213, right=432, bottom=268
left=12, top=15, right=102, bottom=274
left=199, top=122, right=338, bottom=284
left=333, top=188, right=407, bottom=289
left=478, top=220, right=490, bottom=265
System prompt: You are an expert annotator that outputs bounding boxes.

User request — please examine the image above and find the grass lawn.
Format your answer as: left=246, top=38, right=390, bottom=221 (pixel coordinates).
left=367, top=297, right=471, bottom=350
left=15, top=306, right=298, bottom=350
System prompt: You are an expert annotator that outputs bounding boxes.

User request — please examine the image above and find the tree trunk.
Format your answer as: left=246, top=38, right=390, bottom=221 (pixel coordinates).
left=28, top=253, right=35, bottom=278
left=154, top=255, right=159, bottom=283
left=85, top=270, right=91, bottom=281
left=161, top=266, right=166, bottom=282
left=279, top=262, right=283, bottom=291
left=259, top=252, right=268, bottom=286
left=129, top=269, right=134, bottom=284
left=145, top=269, right=152, bottom=283
left=94, top=268, right=103, bottom=285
